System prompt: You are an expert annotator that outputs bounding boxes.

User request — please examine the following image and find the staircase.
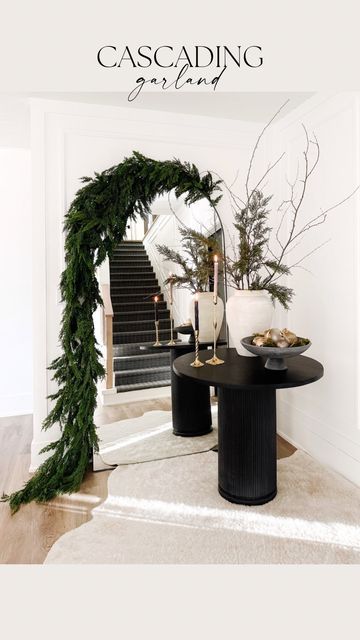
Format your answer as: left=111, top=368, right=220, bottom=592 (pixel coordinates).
left=110, top=241, right=176, bottom=393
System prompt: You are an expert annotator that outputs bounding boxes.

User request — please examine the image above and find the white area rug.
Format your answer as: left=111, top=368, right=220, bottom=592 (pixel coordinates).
left=94, top=408, right=218, bottom=468
left=46, top=449, right=360, bottom=564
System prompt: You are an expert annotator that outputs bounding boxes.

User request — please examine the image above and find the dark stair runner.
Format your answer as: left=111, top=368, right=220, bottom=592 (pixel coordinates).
left=110, top=241, right=176, bottom=392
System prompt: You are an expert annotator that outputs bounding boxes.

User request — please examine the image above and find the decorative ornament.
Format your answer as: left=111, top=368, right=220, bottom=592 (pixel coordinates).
left=251, top=328, right=310, bottom=348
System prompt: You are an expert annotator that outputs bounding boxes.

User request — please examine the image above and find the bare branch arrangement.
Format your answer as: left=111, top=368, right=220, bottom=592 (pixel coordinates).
left=156, top=226, right=221, bottom=293
left=225, top=103, right=359, bottom=309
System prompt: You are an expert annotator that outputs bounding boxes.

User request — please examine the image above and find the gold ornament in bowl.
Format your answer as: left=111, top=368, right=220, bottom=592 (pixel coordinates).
left=252, top=328, right=310, bottom=349
left=241, top=328, right=311, bottom=370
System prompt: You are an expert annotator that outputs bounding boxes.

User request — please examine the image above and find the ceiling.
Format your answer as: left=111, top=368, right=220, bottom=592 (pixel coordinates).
left=26, top=91, right=314, bottom=121
left=0, top=92, right=314, bottom=148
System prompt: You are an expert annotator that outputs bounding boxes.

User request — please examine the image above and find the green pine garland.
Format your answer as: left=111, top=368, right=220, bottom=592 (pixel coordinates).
left=3, top=152, right=222, bottom=512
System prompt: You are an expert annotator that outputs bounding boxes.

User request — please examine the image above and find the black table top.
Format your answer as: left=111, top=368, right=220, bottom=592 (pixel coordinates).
left=173, top=347, right=324, bottom=390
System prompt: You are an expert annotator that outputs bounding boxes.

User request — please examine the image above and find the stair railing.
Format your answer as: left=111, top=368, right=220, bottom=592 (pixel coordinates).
left=101, top=283, right=114, bottom=389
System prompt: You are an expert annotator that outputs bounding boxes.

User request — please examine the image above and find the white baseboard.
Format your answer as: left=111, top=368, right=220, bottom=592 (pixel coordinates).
left=100, top=385, right=171, bottom=406
left=277, top=399, right=360, bottom=488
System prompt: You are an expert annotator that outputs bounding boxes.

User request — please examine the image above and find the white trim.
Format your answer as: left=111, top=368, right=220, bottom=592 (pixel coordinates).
left=31, top=104, right=49, bottom=437
left=100, top=386, right=171, bottom=406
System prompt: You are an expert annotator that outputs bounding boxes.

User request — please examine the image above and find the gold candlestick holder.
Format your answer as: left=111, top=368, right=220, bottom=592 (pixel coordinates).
left=167, top=301, right=176, bottom=346
left=190, top=330, right=204, bottom=367
left=153, top=320, right=162, bottom=347
left=206, top=300, right=224, bottom=365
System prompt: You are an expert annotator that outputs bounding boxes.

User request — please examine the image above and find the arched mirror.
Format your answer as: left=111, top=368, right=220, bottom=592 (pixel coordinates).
left=96, top=192, right=227, bottom=468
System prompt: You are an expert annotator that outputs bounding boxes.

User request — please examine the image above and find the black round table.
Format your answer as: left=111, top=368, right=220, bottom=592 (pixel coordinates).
left=142, top=340, right=226, bottom=437
left=173, top=347, right=323, bottom=505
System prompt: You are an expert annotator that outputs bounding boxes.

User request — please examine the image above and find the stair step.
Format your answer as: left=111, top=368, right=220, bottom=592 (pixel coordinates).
left=110, top=269, right=156, bottom=282
left=110, top=265, right=154, bottom=274
left=112, top=263, right=151, bottom=271
left=115, top=250, right=145, bottom=253
left=111, top=256, right=149, bottom=262
left=112, top=249, right=147, bottom=256
left=111, top=281, right=159, bottom=291
left=116, top=379, right=170, bottom=393
left=114, top=244, right=146, bottom=249
left=113, top=341, right=170, bottom=356
left=111, top=289, right=160, bottom=304
left=110, top=285, right=161, bottom=296
left=113, top=257, right=150, bottom=263
left=112, top=300, right=167, bottom=312
left=114, top=242, right=146, bottom=251
left=113, top=351, right=170, bottom=371
left=113, top=318, right=171, bottom=332
left=113, top=328, right=176, bottom=344
left=113, top=309, right=170, bottom=323
left=118, top=240, right=144, bottom=243
left=111, top=268, right=153, bottom=275
left=110, top=251, right=150, bottom=264
left=116, top=240, right=145, bottom=249
left=115, top=365, right=170, bottom=386
left=116, top=365, right=170, bottom=377
left=112, top=262, right=148, bottom=268
left=111, top=272, right=155, bottom=280
left=111, top=293, right=164, bottom=304
left=110, top=283, right=160, bottom=291
left=111, top=255, right=148, bottom=262
left=110, top=272, right=157, bottom=281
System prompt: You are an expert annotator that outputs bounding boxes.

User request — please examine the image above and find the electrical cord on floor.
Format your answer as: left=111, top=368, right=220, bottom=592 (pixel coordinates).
left=96, top=443, right=218, bottom=470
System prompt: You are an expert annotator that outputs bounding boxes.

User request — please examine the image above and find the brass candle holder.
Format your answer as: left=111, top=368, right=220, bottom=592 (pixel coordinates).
left=167, top=300, right=176, bottom=346
left=190, top=330, right=204, bottom=368
left=153, top=320, right=162, bottom=347
left=206, top=300, right=224, bottom=365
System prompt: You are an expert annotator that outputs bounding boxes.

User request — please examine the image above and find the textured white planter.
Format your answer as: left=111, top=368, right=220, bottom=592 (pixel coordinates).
left=189, top=292, right=224, bottom=343
left=226, top=290, right=274, bottom=356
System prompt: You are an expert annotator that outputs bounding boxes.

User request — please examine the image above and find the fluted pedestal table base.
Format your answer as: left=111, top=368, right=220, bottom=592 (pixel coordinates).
left=218, top=387, right=277, bottom=505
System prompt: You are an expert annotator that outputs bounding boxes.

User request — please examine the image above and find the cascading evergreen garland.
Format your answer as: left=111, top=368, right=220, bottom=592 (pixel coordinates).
left=4, top=151, right=222, bottom=512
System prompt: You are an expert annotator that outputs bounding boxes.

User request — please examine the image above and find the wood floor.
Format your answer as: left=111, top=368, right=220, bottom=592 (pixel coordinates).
left=0, top=398, right=296, bottom=564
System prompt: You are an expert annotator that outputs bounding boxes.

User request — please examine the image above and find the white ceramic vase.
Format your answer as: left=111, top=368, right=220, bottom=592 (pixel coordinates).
left=226, top=290, right=274, bottom=356
left=189, top=292, right=224, bottom=343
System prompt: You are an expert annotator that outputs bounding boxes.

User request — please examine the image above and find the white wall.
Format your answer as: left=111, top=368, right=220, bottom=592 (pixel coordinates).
left=263, top=93, right=360, bottom=485
left=0, top=149, right=32, bottom=416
